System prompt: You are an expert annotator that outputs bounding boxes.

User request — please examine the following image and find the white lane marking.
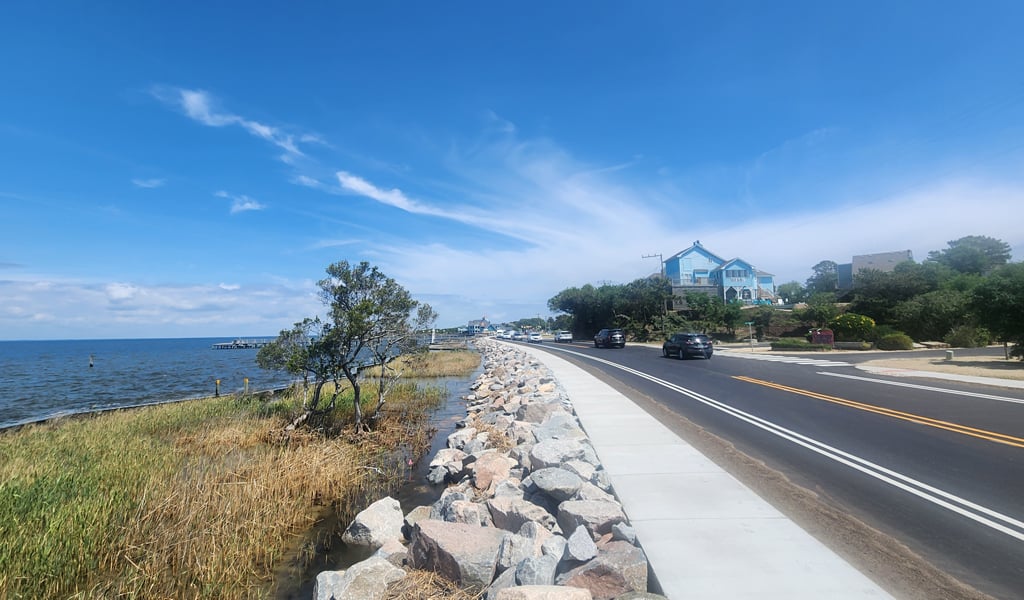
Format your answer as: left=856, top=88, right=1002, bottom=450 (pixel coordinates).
left=716, top=350, right=851, bottom=367
left=818, top=371, right=1024, bottom=405
left=536, top=343, right=1024, bottom=542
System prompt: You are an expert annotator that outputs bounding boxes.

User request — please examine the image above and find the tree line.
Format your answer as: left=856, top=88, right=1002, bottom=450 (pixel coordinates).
left=547, top=235, right=1024, bottom=358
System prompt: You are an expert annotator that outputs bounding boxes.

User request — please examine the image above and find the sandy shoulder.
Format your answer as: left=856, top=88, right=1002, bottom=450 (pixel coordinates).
left=859, top=355, right=1024, bottom=381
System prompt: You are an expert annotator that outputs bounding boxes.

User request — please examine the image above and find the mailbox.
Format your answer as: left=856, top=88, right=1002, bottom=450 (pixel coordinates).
left=810, top=328, right=834, bottom=347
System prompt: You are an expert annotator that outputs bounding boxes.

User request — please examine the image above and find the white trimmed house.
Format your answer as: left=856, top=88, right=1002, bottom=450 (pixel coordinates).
left=663, top=241, right=776, bottom=305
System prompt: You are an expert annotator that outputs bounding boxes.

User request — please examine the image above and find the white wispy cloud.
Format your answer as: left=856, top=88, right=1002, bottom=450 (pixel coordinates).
left=0, top=277, right=322, bottom=340
left=229, top=195, right=266, bottom=214
left=219, top=283, right=240, bottom=291
left=311, top=239, right=360, bottom=249
left=157, top=87, right=318, bottom=160
left=131, top=178, right=166, bottom=188
left=214, top=190, right=266, bottom=214
left=323, top=122, right=1024, bottom=327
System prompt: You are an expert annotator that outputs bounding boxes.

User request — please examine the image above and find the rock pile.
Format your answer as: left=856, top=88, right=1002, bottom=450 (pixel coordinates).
left=314, top=340, right=664, bottom=600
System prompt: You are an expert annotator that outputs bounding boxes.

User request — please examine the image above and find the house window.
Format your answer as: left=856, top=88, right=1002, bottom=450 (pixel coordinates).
left=725, top=269, right=746, bottom=278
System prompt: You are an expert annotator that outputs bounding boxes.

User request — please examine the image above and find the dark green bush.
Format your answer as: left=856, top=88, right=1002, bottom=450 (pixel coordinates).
left=867, top=324, right=900, bottom=342
left=944, top=326, right=992, bottom=348
left=876, top=333, right=914, bottom=350
left=770, top=339, right=832, bottom=351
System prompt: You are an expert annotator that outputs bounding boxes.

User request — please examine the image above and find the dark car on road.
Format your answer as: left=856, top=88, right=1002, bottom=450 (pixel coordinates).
left=663, top=333, right=714, bottom=359
left=594, top=328, right=626, bottom=348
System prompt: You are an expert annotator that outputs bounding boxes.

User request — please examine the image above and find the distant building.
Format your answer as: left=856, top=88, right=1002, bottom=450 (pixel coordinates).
left=467, top=318, right=490, bottom=334
left=837, top=250, right=914, bottom=289
left=663, top=241, right=776, bottom=307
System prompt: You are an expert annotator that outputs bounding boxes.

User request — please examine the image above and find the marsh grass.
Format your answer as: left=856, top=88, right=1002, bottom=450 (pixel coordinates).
left=362, top=349, right=481, bottom=379
left=0, top=349, right=479, bottom=599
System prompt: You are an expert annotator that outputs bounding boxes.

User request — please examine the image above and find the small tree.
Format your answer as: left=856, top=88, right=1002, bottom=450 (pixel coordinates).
left=320, top=260, right=426, bottom=432
left=257, top=317, right=341, bottom=428
left=970, top=263, right=1024, bottom=359
left=799, top=292, right=838, bottom=327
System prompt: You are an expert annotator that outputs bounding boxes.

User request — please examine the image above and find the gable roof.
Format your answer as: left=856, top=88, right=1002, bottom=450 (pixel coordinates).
left=717, top=257, right=756, bottom=272
left=667, top=240, right=726, bottom=265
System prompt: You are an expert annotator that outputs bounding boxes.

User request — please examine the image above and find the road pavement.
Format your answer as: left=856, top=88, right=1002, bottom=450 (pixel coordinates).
left=509, top=339, right=1023, bottom=599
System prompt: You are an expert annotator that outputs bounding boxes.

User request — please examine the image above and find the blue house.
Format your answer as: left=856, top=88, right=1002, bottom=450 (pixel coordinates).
left=664, top=241, right=776, bottom=305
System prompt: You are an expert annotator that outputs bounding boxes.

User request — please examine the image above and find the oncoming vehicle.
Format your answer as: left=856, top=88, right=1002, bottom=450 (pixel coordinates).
left=554, top=330, right=573, bottom=343
left=662, top=333, right=714, bottom=359
left=593, top=328, right=625, bottom=348
left=528, top=332, right=543, bottom=343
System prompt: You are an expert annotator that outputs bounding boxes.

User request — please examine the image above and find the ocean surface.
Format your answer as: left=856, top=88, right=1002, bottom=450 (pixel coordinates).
left=0, top=337, right=298, bottom=429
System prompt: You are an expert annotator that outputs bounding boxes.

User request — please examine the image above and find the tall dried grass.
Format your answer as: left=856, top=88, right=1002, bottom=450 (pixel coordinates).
left=0, top=351, right=474, bottom=599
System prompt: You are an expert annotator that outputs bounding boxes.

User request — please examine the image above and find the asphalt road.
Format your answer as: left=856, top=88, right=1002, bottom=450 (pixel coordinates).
left=519, top=340, right=1024, bottom=599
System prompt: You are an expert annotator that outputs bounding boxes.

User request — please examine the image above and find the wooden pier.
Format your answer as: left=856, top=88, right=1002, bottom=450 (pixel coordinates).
left=212, top=339, right=272, bottom=350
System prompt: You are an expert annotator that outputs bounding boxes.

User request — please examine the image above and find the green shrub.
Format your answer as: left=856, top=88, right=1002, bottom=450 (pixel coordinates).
left=828, top=313, right=876, bottom=341
left=876, top=333, right=914, bottom=350
left=867, top=324, right=900, bottom=342
left=770, top=339, right=832, bottom=351
left=944, top=326, right=992, bottom=348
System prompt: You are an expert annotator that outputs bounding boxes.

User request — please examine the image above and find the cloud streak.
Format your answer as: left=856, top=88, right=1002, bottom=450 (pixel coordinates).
left=131, top=178, right=166, bottom=188
left=157, top=87, right=315, bottom=160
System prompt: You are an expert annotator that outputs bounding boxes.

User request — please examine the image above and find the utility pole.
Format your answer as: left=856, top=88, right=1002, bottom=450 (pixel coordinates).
left=745, top=321, right=755, bottom=352
left=643, top=253, right=667, bottom=336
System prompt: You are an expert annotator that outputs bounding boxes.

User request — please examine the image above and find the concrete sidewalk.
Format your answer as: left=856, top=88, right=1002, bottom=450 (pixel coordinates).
left=516, top=343, right=892, bottom=599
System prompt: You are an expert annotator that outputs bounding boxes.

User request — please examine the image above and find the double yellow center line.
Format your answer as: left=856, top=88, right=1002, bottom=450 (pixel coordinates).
left=733, top=376, right=1024, bottom=449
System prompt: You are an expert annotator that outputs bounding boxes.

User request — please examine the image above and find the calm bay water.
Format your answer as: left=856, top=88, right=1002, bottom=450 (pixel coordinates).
left=0, top=337, right=296, bottom=429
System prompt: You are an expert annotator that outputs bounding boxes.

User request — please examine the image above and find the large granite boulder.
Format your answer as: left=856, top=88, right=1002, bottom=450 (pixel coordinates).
left=487, top=496, right=559, bottom=533
left=555, top=541, right=647, bottom=600
left=472, top=451, right=516, bottom=492
left=530, top=467, right=583, bottom=502
left=408, top=520, right=509, bottom=591
left=556, top=500, right=627, bottom=539
left=340, top=496, right=403, bottom=548
left=495, top=586, right=593, bottom=599
left=313, top=556, right=406, bottom=600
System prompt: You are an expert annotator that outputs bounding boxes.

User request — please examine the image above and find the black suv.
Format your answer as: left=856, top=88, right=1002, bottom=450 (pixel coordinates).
left=662, top=333, right=713, bottom=359
left=594, top=328, right=626, bottom=348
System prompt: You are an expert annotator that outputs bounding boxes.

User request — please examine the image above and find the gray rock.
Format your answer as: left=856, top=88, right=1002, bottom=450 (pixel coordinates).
left=574, top=481, right=615, bottom=503
left=430, top=491, right=469, bottom=521
left=516, top=400, right=565, bottom=424
left=531, top=468, right=583, bottom=502
left=541, top=535, right=567, bottom=558
left=487, top=496, right=558, bottom=533
left=372, top=538, right=408, bottom=567
left=496, top=532, right=534, bottom=575
left=529, top=439, right=589, bottom=470
left=341, top=496, right=403, bottom=549
left=532, top=413, right=587, bottom=442
left=447, top=427, right=478, bottom=450
left=485, top=565, right=518, bottom=600
left=514, top=553, right=560, bottom=586
left=448, top=499, right=493, bottom=527
left=402, top=505, right=432, bottom=540
left=556, top=500, right=627, bottom=540
left=312, top=556, right=405, bottom=600
left=408, top=520, right=508, bottom=591
left=564, top=525, right=598, bottom=562
left=495, top=585, right=593, bottom=600
left=555, top=541, right=647, bottom=599
left=492, top=478, right=526, bottom=500
left=561, top=460, right=596, bottom=483
left=611, top=522, right=637, bottom=545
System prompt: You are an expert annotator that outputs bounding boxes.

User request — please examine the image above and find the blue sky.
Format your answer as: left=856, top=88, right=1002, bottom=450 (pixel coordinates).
left=2, top=2, right=1023, bottom=340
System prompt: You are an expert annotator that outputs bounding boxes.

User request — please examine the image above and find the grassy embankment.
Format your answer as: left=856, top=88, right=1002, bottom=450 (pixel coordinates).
left=0, top=349, right=480, bottom=599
